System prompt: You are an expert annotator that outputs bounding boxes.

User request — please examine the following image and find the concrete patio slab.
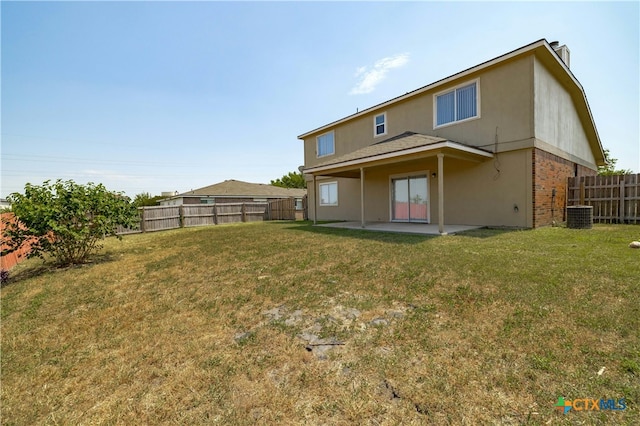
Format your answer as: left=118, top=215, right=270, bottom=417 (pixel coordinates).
left=315, top=221, right=484, bottom=235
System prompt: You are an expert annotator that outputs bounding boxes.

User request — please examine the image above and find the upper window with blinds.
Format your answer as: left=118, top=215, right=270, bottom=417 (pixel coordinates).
left=316, top=131, right=335, bottom=157
left=434, top=79, right=480, bottom=127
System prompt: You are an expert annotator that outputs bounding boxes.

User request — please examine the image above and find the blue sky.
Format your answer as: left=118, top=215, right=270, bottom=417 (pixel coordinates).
left=2, top=1, right=638, bottom=199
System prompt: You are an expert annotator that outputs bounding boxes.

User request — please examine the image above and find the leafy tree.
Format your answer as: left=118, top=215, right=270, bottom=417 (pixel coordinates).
left=270, top=171, right=306, bottom=189
left=598, top=149, right=633, bottom=176
left=3, top=180, right=139, bottom=266
left=133, top=192, right=166, bottom=207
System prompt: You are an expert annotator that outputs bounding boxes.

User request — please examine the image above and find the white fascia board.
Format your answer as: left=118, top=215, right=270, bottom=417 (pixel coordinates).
left=303, top=142, right=492, bottom=174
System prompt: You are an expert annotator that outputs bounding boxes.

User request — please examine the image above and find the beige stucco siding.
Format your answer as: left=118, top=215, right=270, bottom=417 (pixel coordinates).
left=439, top=150, right=532, bottom=227
left=533, top=57, right=596, bottom=166
left=303, top=56, right=535, bottom=168
left=310, top=177, right=362, bottom=221
left=430, top=57, right=534, bottom=152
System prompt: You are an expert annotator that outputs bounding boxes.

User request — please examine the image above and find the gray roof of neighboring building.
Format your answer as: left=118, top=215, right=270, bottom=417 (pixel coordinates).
left=175, top=180, right=306, bottom=198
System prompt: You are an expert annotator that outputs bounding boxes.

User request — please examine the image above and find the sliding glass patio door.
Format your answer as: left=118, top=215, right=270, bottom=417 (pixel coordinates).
left=391, top=175, right=429, bottom=222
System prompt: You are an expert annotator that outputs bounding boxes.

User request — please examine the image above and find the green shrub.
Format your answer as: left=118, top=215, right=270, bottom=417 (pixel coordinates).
left=4, top=180, right=138, bottom=266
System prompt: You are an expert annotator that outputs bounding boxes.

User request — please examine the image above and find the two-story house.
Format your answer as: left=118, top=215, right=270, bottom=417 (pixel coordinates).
left=298, top=39, right=605, bottom=233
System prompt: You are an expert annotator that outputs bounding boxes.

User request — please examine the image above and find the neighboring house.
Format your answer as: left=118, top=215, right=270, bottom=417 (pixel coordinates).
left=159, top=180, right=306, bottom=211
left=0, top=199, right=10, bottom=210
left=299, top=39, right=605, bottom=233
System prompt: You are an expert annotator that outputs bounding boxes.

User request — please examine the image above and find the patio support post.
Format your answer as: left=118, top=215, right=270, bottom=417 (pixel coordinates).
left=312, top=175, right=317, bottom=225
left=360, top=167, right=365, bottom=228
left=437, top=153, right=446, bottom=235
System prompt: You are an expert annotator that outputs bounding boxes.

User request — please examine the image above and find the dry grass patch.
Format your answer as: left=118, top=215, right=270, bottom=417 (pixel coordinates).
left=2, top=222, right=638, bottom=425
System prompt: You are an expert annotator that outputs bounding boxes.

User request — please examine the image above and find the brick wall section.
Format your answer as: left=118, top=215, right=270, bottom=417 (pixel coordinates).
left=575, top=164, right=597, bottom=178
left=532, top=148, right=597, bottom=227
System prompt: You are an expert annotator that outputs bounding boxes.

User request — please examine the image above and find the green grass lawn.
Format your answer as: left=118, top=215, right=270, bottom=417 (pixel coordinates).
left=1, top=222, right=638, bottom=425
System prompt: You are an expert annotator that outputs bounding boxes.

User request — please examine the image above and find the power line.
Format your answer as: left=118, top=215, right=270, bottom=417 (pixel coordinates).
left=1, top=153, right=200, bottom=167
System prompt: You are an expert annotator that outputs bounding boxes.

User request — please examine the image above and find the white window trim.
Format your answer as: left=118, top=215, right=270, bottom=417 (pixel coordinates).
left=373, top=112, right=387, bottom=138
left=433, top=78, right=481, bottom=129
left=388, top=171, right=430, bottom=223
left=316, top=130, right=335, bottom=158
left=318, top=181, right=338, bottom=206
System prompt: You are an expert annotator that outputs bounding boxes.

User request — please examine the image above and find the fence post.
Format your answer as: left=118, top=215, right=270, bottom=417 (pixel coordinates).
left=242, top=203, right=246, bottom=222
left=213, top=204, right=218, bottom=225
left=636, top=174, right=639, bottom=225
left=564, top=182, right=569, bottom=221
left=140, top=207, right=146, bottom=233
left=619, top=178, right=625, bottom=224
left=579, top=180, right=585, bottom=205
left=289, top=197, right=294, bottom=220
left=179, top=205, right=184, bottom=228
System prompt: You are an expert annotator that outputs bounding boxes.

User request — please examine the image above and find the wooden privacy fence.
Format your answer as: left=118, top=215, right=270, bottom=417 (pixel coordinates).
left=118, top=199, right=299, bottom=235
left=567, top=174, right=640, bottom=224
left=2, top=199, right=301, bottom=267
left=268, top=197, right=297, bottom=221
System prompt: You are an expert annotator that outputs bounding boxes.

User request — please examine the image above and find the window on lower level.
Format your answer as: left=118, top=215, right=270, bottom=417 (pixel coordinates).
left=319, top=182, right=338, bottom=206
left=317, top=131, right=335, bottom=157
left=435, top=80, right=479, bottom=127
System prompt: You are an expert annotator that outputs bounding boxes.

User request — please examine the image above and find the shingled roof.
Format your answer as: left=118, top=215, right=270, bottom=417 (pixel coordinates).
left=303, top=132, right=492, bottom=175
left=178, top=180, right=306, bottom=198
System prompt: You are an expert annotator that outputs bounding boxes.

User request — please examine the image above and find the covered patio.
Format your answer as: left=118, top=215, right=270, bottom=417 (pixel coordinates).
left=304, top=132, right=494, bottom=235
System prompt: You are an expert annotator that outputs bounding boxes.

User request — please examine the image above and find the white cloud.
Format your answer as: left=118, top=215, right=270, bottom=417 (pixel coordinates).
left=349, top=53, right=410, bottom=95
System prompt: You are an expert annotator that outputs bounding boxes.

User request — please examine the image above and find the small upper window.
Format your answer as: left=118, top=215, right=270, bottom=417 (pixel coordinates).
left=435, top=80, right=479, bottom=127
left=317, top=131, right=335, bottom=157
left=374, top=112, right=387, bottom=137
